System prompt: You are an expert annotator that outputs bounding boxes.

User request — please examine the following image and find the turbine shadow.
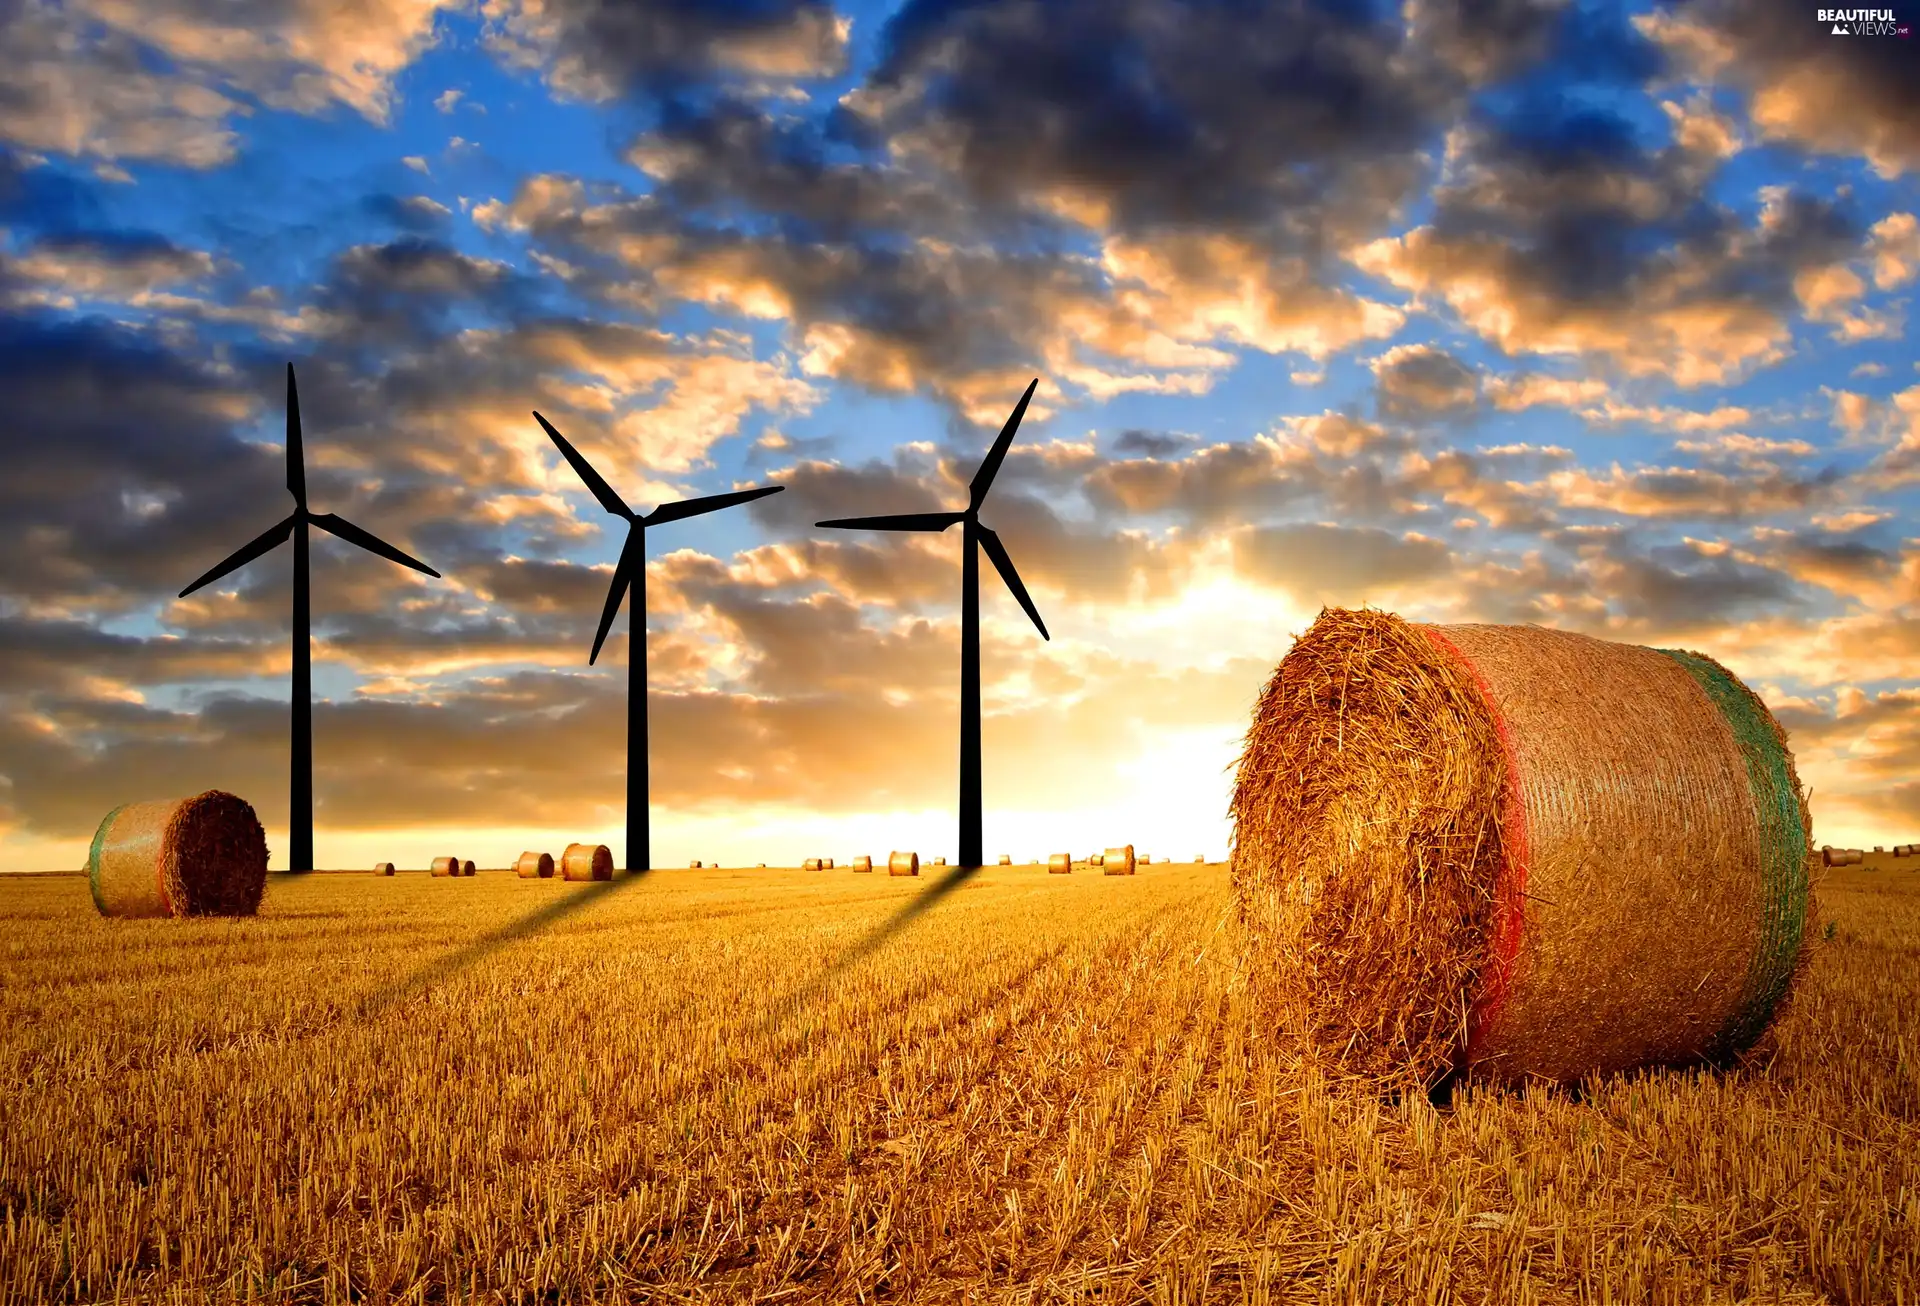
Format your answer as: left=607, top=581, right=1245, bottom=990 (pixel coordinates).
left=758, top=862, right=992, bottom=1036
left=358, top=870, right=655, bottom=1017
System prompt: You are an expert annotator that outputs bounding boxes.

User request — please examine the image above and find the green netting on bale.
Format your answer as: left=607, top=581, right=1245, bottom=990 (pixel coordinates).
left=1656, top=648, right=1811, bottom=1058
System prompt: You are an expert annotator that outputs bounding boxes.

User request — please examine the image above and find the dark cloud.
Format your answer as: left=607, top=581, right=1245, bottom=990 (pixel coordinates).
left=1232, top=522, right=1451, bottom=603
left=1111, top=428, right=1191, bottom=458
left=1648, top=0, right=1920, bottom=177
left=1584, top=535, right=1803, bottom=631
left=0, top=147, right=106, bottom=233
left=1373, top=344, right=1481, bottom=420
left=487, top=0, right=849, bottom=101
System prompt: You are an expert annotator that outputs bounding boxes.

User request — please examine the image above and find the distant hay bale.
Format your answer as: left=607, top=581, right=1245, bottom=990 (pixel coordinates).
left=461, top=859, right=476, bottom=876
left=373, top=861, right=395, bottom=876
left=756, top=862, right=767, bottom=868
left=431, top=856, right=460, bottom=878
left=88, top=791, right=268, bottom=918
left=934, top=856, right=947, bottom=866
left=561, top=843, right=613, bottom=881
left=1822, top=847, right=1863, bottom=867
left=852, top=855, right=873, bottom=872
left=1196, top=854, right=1206, bottom=863
left=1140, top=855, right=1152, bottom=865
left=1089, top=853, right=1103, bottom=868
left=824, top=858, right=835, bottom=869
left=515, top=851, right=555, bottom=879
left=691, top=860, right=703, bottom=868
left=1048, top=853, right=1072, bottom=874
left=888, top=851, right=919, bottom=876
left=1231, top=607, right=1817, bottom=1089
left=803, top=857, right=824, bottom=871
left=1103, top=845, right=1136, bottom=876
left=998, top=854, right=1012, bottom=864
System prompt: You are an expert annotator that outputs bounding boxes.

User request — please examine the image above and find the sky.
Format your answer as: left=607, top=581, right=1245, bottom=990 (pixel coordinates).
left=0, top=0, right=1917, bottom=873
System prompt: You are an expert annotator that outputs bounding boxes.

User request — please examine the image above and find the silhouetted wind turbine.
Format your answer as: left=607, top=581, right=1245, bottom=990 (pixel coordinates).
left=180, top=364, right=441, bottom=873
left=533, top=411, right=785, bottom=874
left=817, top=378, right=1048, bottom=869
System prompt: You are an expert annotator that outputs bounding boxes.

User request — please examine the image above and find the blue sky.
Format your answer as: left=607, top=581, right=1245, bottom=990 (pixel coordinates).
left=1, top=0, right=1918, bottom=871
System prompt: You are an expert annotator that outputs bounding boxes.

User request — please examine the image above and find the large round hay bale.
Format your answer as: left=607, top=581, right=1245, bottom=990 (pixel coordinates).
left=803, top=857, right=824, bottom=871
left=516, top=851, right=555, bottom=879
left=1230, top=608, right=1817, bottom=1089
left=1048, top=853, right=1072, bottom=874
left=88, top=791, right=268, bottom=918
left=998, top=854, right=1012, bottom=864
left=431, top=856, right=460, bottom=878
left=888, top=851, right=919, bottom=876
left=561, top=843, right=613, bottom=881
left=852, top=855, right=873, bottom=872
left=691, top=860, right=703, bottom=868
left=1103, top=845, right=1136, bottom=876
left=933, top=856, right=947, bottom=866
left=461, top=859, right=476, bottom=876
left=373, top=861, right=395, bottom=876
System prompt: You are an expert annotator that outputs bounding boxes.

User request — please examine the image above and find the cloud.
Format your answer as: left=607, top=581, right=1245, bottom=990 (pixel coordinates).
left=1232, top=522, right=1451, bottom=605
left=480, top=0, right=849, bottom=102
left=1354, top=109, right=1864, bottom=386
left=1371, top=343, right=1480, bottom=420
left=1638, top=0, right=1920, bottom=179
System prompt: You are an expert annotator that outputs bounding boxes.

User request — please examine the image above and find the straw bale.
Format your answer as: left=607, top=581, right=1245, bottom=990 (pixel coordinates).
left=88, top=791, right=268, bottom=918
left=691, top=860, right=702, bottom=868
left=824, top=858, right=835, bottom=869
left=1196, top=855, right=1206, bottom=863
left=888, top=851, right=919, bottom=876
left=1048, top=853, right=1072, bottom=874
left=1231, top=607, right=1817, bottom=1089
left=1103, top=845, right=1136, bottom=876
left=561, top=843, right=613, bottom=881
left=934, top=856, right=948, bottom=866
left=1140, top=855, right=1152, bottom=865
left=461, top=859, right=476, bottom=876
left=852, top=855, right=873, bottom=872
left=804, top=857, right=824, bottom=871
left=373, top=862, right=395, bottom=876
left=998, top=854, right=1012, bottom=864
left=431, top=856, right=460, bottom=878
left=516, top=851, right=555, bottom=879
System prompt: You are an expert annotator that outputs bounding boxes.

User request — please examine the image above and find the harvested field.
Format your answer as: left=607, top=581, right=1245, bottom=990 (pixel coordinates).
left=0, top=862, right=1911, bottom=1304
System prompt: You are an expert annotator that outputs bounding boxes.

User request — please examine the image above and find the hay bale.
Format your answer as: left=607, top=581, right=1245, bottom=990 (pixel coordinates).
left=998, top=854, right=1012, bottom=864
left=1103, top=845, right=1136, bottom=876
left=431, top=856, right=460, bottom=878
left=824, top=858, right=835, bottom=869
left=1048, top=853, right=1072, bottom=874
left=803, top=857, right=824, bottom=871
left=373, top=861, right=395, bottom=876
left=1140, top=854, right=1152, bottom=865
left=561, top=843, right=613, bottom=881
left=888, top=851, right=919, bottom=876
left=691, top=860, right=703, bottom=868
left=515, top=851, right=555, bottom=879
left=1230, top=607, right=1817, bottom=1089
left=934, top=856, right=948, bottom=866
left=88, top=791, right=268, bottom=918
left=757, top=862, right=767, bottom=868
left=461, top=859, right=476, bottom=876
left=852, top=855, right=873, bottom=872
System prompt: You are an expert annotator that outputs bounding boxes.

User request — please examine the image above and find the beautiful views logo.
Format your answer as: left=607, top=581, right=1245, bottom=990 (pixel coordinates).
left=1817, top=7, right=1911, bottom=33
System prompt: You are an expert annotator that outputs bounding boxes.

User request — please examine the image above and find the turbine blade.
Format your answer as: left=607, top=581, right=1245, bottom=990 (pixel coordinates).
left=968, top=377, right=1038, bottom=510
left=978, top=526, right=1048, bottom=640
left=533, top=412, right=632, bottom=519
left=590, top=529, right=641, bottom=666
left=178, top=513, right=298, bottom=597
left=286, top=363, right=306, bottom=508
left=815, top=511, right=965, bottom=532
left=646, top=483, right=784, bottom=527
left=309, top=513, right=441, bottom=577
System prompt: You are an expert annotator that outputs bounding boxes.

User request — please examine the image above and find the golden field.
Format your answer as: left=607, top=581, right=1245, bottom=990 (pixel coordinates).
left=0, top=859, right=1913, bottom=1305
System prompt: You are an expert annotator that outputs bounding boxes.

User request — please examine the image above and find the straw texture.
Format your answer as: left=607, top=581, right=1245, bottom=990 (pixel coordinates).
left=373, top=862, right=395, bottom=876
left=1048, top=853, right=1072, bottom=875
left=1230, top=608, right=1817, bottom=1088
left=516, top=851, right=555, bottom=879
left=561, top=843, right=614, bottom=881
left=888, top=851, right=919, bottom=877
left=431, top=857, right=459, bottom=878
left=1104, top=845, right=1136, bottom=876
left=88, top=791, right=268, bottom=919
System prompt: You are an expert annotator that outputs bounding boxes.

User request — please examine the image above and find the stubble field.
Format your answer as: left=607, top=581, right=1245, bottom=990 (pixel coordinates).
left=0, top=859, right=1913, bottom=1304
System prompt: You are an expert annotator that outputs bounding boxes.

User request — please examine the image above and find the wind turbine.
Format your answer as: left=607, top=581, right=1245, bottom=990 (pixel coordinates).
left=180, top=363, right=441, bottom=873
left=533, top=411, right=785, bottom=874
left=817, top=378, right=1048, bottom=869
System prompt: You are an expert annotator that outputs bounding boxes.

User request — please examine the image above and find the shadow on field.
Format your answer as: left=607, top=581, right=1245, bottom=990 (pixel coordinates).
left=356, top=871, right=653, bottom=1017
left=758, top=862, right=992, bottom=1035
